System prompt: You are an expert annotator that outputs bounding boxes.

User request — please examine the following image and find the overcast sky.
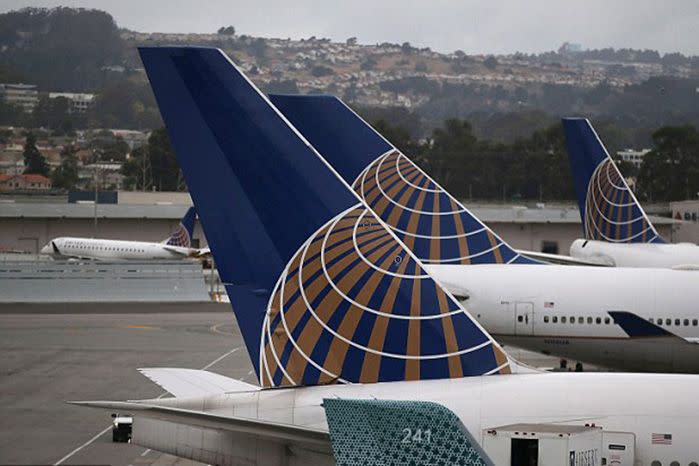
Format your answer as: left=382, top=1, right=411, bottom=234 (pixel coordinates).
left=3, top=0, right=698, bottom=55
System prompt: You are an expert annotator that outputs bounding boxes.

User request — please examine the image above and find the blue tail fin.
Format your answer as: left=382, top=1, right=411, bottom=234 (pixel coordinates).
left=323, top=399, right=493, bottom=466
left=165, top=206, right=196, bottom=247
left=562, top=118, right=664, bottom=243
left=270, top=95, right=539, bottom=265
left=140, top=47, right=510, bottom=388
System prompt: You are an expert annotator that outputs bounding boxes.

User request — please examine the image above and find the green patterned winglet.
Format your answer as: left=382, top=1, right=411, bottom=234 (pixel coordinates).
left=323, top=398, right=493, bottom=466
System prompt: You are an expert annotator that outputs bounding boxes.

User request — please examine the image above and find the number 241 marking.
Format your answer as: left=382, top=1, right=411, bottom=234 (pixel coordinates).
left=401, top=428, right=432, bottom=444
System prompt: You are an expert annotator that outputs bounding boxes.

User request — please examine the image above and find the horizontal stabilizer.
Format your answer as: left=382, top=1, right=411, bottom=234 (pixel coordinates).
left=69, top=401, right=329, bottom=447
left=516, top=249, right=612, bottom=266
left=138, top=368, right=259, bottom=398
left=323, top=398, right=493, bottom=466
left=609, top=311, right=676, bottom=338
left=160, top=246, right=191, bottom=256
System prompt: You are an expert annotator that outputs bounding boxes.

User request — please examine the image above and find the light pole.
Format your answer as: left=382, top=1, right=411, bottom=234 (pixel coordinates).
left=93, top=165, right=100, bottom=237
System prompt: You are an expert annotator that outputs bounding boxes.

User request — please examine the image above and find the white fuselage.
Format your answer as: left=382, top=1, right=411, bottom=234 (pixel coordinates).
left=570, top=239, right=699, bottom=268
left=41, top=237, right=195, bottom=261
left=425, top=264, right=699, bottom=372
left=141, top=372, right=699, bottom=464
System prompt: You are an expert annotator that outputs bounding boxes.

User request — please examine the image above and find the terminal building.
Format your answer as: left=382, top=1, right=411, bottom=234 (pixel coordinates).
left=0, top=191, right=679, bottom=257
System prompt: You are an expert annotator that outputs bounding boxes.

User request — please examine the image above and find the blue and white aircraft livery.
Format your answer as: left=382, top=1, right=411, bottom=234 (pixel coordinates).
left=73, top=47, right=699, bottom=466
left=563, top=117, right=699, bottom=268
left=40, top=206, right=203, bottom=260
left=269, top=94, right=699, bottom=374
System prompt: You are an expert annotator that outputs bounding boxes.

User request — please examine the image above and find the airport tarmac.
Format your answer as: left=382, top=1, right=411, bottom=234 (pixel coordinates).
left=0, top=304, right=564, bottom=466
left=0, top=305, right=250, bottom=466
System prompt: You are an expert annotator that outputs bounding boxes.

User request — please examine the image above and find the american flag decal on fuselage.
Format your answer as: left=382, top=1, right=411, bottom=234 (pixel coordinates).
left=651, top=433, right=672, bottom=445
left=259, top=204, right=511, bottom=388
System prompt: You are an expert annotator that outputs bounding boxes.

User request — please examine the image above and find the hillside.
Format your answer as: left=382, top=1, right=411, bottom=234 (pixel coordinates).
left=1, top=7, right=698, bottom=143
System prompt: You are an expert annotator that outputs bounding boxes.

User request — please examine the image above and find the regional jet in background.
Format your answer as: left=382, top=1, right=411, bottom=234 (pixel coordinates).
left=271, top=94, right=699, bottom=373
left=40, top=206, right=204, bottom=260
left=73, top=47, right=699, bottom=466
left=563, top=117, right=699, bottom=268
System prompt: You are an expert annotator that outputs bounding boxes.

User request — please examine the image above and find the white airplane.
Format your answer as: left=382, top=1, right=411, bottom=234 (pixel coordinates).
left=40, top=207, right=202, bottom=260
left=73, top=46, right=699, bottom=466
left=270, top=94, right=699, bottom=374
left=563, top=117, right=699, bottom=268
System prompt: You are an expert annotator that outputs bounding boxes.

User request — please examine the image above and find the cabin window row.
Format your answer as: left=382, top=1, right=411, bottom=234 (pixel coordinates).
left=541, top=315, right=699, bottom=327
left=649, top=317, right=698, bottom=327
left=68, top=245, right=146, bottom=253
left=542, top=315, right=611, bottom=325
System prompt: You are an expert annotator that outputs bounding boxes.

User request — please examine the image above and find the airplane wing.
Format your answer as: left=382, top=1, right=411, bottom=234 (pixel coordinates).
left=69, top=400, right=331, bottom=448
left=138, top=368, right=259, bottom=398
left=609, top=311, right=696, bottom=343
left=516, top=249, right=613, bottom=266
left=71, top=396, right=493, bottom=465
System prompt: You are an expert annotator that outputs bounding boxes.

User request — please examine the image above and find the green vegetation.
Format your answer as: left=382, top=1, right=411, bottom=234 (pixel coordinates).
left=22, top=132, right=49, bottom=176
left=366, top=116, right=698, bottom=202
left=51, top=144, right=79, bottom=189
left=0, top=6, right=697, bottom=201
left=0, top=7, right=125, bottom=91
left=637, top=125, right=699, bottom=202
left=121, top=128, right=184, bottom=191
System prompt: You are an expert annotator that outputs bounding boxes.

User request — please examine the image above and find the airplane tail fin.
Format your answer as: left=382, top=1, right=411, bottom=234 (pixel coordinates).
left=271, top=95, right=539, bottom=265
left=140, top=46, right=511, bottom=388
left=165, top=206, right=196, bottom=247
left=323, top=398, right=493, bottom=466
left=562, top=118, right=664, bottom=243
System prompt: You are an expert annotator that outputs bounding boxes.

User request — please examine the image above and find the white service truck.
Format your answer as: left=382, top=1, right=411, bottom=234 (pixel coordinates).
left=482, top=423, right=635, bottom=466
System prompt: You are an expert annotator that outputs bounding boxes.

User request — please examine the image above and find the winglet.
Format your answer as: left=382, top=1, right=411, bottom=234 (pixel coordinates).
left=561, top=118, right=664, bottom=243
left=608, top=311, right=674, bottom=338
left=323, top=398, right=493, bottom=466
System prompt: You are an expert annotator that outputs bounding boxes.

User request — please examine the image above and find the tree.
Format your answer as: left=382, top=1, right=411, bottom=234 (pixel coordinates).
left=217, top=25, right=235, bottom=35
left=483, top=56, right=498, bottom=69
left=371, top=119, right=421, bottom=158
left=0, top=100, right=26, bottom=126
left=311, top=65, right=334, bottom=77
left=51, top=144, right=79, bottom=190
left=427, top=119, right=478, bottom=193
left=637, top=125, right=699, bottom=201
left=22, top=132, right=49, bottom=176
left=264, top=80, right=299, bottom=94
left=32, top=95, right=75, bottom=132
left=0, top=7, right=125, bottom=91
left=360, top=56, right=377, bottom=71
left=121, top=145, right=151, bottom=191
left=147, top=128, right=183, bottom=191
left=249, top=38, right=268, bottom=63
